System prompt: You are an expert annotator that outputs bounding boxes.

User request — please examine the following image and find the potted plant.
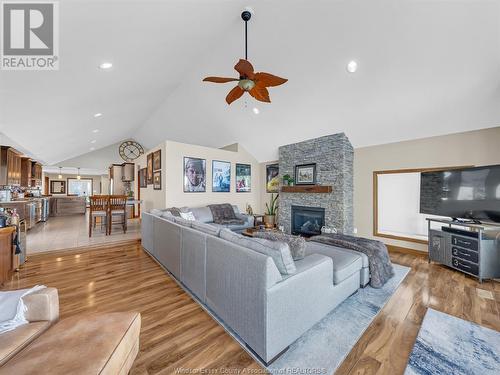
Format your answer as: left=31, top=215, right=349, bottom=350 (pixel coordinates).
left=283, top=174, right=291, bottom=186
left=264, top=193, right=279, bottom=228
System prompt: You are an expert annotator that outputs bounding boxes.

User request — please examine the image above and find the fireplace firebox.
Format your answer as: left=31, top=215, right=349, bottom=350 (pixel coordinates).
left=291, top=205, right=325, bottom=237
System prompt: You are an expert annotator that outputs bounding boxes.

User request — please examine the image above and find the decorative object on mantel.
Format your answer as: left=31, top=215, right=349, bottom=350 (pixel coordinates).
left=281, top=185, right=332, bottom=193
left=282, top=174, right=294, bottom=186
left=202, top=11, right=287, bottom=105
left=264, top=193, right=279, bottom=228
left=295, top=163, right=317, bottom=185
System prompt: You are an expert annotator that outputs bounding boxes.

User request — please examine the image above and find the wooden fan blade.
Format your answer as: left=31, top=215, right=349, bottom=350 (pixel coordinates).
left=234, top=59, right=255, bottom=79
left=254, top=72, right=288, bottom=87
left=226, top=86, right=245, bottom=105
left=249, top=85, right=270, bottom=103
left=203, top=76, right=239, bottom=83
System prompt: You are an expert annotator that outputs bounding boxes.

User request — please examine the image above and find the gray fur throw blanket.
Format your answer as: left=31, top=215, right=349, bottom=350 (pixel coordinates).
left=310, top=233, right=394, bottom=288
left=208, top=204, right=244, bottom=225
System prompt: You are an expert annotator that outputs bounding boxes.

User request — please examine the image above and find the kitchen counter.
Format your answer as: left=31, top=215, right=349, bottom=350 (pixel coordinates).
left=50, top=196, right=86, bottom=216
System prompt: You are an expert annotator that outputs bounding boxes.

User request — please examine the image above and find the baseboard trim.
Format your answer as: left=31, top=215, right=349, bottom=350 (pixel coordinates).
left=387, top=244, right=427, bottom=258
left=27, top=238, right=142, bottom=258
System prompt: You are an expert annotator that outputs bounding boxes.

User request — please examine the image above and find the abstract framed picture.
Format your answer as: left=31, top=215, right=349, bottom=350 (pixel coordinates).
left=153, top=149, right=161, bottom=171
left=266, top=163, right=279, bottom=193
left=212, top=160, right=231, bottom=192
left=139, top=168, right=147, bottom=188
left=295, top=163, right=316, bottom=185
left=183, top=157, right=206, bottom=192
left=236, top=163, right=251, bottom=192
left=153, top=171, right=161, bottom=190
left=147, top=153, right=153, bottom=185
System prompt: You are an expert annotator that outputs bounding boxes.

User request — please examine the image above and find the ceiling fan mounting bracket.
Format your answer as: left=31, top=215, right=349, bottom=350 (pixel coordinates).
left=241, top=11, right=251, bottom=22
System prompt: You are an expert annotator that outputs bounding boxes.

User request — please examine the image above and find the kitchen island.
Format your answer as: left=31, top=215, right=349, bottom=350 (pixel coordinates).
left=50, top=196, right=86, bottom=216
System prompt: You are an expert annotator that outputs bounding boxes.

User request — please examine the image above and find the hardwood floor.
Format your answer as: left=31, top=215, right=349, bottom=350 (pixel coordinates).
left=2, top=243, right=499, bottom=374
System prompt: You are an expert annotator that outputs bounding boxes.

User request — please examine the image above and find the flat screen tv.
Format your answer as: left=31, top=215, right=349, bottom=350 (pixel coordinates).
left=420, top=165, right=500, bottom=223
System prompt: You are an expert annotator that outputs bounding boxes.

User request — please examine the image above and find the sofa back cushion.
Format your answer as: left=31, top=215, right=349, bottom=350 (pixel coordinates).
left=219, top=229, right=296, bottom=275
left=190, top=221, right=220, bottom=237
left=190, top=207, right=214, bottom=223
left=253, top=231, right=306, bottom=260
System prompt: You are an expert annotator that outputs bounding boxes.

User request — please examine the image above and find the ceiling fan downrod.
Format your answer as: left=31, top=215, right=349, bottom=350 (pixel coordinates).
left=241, top=11, right=251, bottom=61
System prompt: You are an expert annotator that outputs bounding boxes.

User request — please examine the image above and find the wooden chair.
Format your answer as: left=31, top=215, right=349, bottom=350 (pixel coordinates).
left=108, top=195, right=128, bottom=235
left=89, top=195, right=109, bottom=237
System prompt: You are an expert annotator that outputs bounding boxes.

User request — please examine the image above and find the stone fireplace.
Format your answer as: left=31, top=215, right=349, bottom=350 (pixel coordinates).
left=278, top=133, right=353, bottom=234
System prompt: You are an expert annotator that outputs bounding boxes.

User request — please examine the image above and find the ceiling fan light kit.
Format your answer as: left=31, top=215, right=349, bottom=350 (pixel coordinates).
left=203, top=10, right=287, bottom=105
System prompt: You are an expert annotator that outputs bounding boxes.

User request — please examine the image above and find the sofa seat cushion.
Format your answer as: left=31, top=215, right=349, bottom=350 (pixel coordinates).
left=220, top=229, right=296, bottom=275
left=306, top=242, right=363, bottom=284
left=0, top=312, right=141, bottom=375
left=211, top=222, right=252, bottom=233
left=0, top=321, right=50, bottom=366
left=306, top=241, right=369, bottom=269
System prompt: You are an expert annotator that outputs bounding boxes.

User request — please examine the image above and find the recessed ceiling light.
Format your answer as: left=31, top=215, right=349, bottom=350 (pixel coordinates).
left=252, top=107, right=260, bottom=114
left=93, top=113, right=102, bottom=118
left=90, top=140, right=97, bottom=144
left=90, top=147, right=95, bottom=151
left=92, top=129, right=99, bottom=133
left=346, top=60, right=358, bottom=73
left=98, top=62, right=113, bottom=70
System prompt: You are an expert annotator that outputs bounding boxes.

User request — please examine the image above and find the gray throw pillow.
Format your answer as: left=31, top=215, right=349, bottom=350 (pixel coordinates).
left=253, top=231, right=306, bottom=260
left=219, top=229, right=296, bottom=275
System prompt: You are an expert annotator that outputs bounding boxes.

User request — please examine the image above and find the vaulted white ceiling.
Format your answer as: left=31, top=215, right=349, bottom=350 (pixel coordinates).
left=1, top=0, right=500, bottom=164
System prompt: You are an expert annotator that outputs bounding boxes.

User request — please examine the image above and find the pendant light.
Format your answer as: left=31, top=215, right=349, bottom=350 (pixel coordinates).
left=77, top=168, right=81, bottom=180
left=58, top=167, right=62, bottom=179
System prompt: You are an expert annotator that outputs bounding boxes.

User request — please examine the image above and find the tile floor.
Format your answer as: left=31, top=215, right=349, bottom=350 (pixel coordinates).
left=26, top=212, right=141, bottom=254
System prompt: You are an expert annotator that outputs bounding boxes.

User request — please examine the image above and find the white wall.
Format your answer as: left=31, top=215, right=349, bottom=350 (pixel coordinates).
left=164, top=141, right=261, bottom=212
left=136, top=140, right=262, bottom=214
left=135, top=142, right=167, bottom=212
left=354, top=127, right=500, bottom=252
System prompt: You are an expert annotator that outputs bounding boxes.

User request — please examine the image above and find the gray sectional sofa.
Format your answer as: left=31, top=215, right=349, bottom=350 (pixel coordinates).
left=188, top=205, right=254, bottom=233
left=142, top=209, right=370, bottom=364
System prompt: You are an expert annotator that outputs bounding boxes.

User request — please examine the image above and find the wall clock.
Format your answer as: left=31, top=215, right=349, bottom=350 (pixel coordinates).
left=119, top=141, right=144, bottom=162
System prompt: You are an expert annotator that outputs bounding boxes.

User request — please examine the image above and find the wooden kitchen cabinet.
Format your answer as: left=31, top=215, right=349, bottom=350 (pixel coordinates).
left=0, top=227, right=15, bottom=285
left=31, top=162, right=42, bottom=187
left=0, top=146, right=22, bottom=186
left=21, top=157, right=32, bottom=187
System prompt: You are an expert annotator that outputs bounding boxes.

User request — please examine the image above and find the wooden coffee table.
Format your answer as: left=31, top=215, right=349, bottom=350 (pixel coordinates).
left=242, top=227, right=279, bottom=237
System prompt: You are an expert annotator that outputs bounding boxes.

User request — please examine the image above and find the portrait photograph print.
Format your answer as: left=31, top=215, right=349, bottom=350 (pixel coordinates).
left=212, top=160, right=231, bottom=192
left=184, top=157, right=206, bottom=192
left=236, top=163, right=251, bottom=192
left=153, top=171, right=161, bottom=190
left=266, top=164, right=279, bottom=193
left=295, top=163, right=316, bottom=185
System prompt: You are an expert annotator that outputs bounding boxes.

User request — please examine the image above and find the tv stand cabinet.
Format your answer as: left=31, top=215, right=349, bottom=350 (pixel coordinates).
left=426, top=218, right=500, bottom=282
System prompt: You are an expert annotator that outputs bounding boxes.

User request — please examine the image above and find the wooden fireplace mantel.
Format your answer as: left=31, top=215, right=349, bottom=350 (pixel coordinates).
left=280, top=185, right=333, bottom=193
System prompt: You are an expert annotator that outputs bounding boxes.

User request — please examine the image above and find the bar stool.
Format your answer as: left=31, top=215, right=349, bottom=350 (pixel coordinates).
left=108, top=195, right=127, bottom=235
left=89, top=195, right=109, bottom=237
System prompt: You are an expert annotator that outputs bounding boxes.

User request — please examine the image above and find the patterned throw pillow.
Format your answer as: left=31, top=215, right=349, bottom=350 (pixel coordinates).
left=180, top=211, right=196, bottom=221
left=253, top=231, right=306, bottom=260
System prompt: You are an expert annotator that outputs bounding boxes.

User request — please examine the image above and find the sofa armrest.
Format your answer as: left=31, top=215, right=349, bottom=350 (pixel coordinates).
left=22, top=287, right=59, bottom=323
left=235, top=213, right=254, bottom=227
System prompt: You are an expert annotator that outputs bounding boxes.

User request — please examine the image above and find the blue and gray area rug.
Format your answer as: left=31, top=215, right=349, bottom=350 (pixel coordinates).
left=190, top=263, right=410, bottom=373
left=405, top=308, right=500, bottom=375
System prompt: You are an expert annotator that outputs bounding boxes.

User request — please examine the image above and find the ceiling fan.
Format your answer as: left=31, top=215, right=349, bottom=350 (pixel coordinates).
left=203, top=10, right=287, bottom=105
